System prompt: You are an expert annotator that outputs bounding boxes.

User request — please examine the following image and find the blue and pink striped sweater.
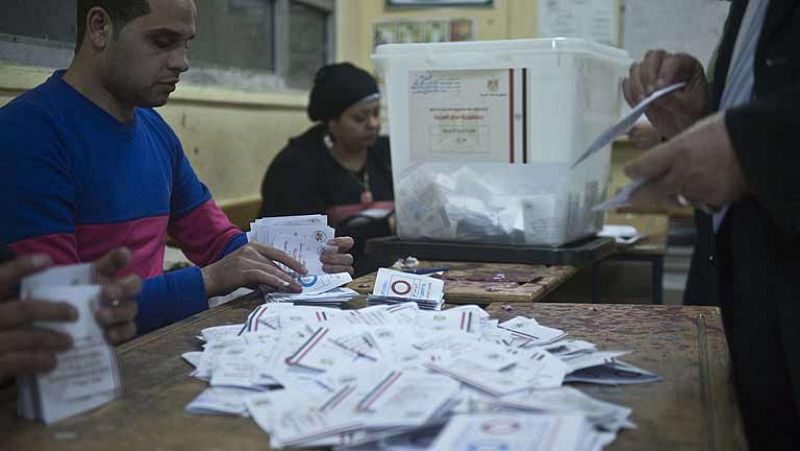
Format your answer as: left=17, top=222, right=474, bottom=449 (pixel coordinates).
left=0, top=71, right=248, bottom=333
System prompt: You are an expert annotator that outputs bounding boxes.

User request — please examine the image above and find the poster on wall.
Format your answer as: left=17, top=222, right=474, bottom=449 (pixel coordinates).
left=424, top=20, right=449, bottom=42
left=374, top=22, right=397, bottom=47
left=373, top=18, right=475, bottom=50
left=448, top=18, right=475, bottom=41
left=387, top=0, right=492, bottom=6
left=537, top=0, right=619, bottom=47
left=396, top=21, right=424, bottom=43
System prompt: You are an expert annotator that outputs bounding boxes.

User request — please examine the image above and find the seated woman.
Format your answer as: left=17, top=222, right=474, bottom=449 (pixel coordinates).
left=260, top=63, right=394, bottom=276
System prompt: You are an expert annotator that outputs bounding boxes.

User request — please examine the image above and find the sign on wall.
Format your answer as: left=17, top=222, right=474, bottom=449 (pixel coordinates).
left=374, top=17, right=476, bottom=49
left=387, top=0, right=492, bottom=6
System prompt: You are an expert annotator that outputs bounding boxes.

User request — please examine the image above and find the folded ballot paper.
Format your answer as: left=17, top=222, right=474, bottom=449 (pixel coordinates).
left=367, top=268, right=445, bottom=310
left=18, top=263, right=122, bottom=424
left=248, top=214, right=353, bottom=302
left=181, top=302, right=662, bottom=450
left=430, top=413, right=615, bottom=451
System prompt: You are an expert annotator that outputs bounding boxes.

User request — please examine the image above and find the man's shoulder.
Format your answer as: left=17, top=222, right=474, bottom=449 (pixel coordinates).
left=0, top=80, right=68, bottom=158
left=0, top=80, right=60, bottom=127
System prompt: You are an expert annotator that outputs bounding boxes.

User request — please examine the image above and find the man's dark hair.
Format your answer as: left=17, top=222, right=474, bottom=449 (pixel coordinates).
left=76, top=0, right=152, bottom=50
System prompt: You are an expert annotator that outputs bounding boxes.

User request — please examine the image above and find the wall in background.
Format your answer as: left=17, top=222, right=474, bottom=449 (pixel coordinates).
left=337, top=0, right=539, bottom=71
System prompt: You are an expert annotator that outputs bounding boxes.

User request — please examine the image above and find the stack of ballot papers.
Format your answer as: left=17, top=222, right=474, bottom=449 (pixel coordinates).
left=264, top=273, right=356, bottom=307
left=367, top=268, right=445, bottom=310
left=180, top=302, right=661, bottom=449
left=266, top=286, right=359, bottom=307
left=17, top=263, right=122, bottom=424
left=248, top=214, right=354, bottom=301
left=247, top=214, right=335, bottom=276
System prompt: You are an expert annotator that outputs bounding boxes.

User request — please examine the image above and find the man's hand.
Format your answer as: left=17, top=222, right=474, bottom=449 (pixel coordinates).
left=628, top=122, right=662, bottom=150
left=201, top=243, right=306, bottom=297
left=94, top=248, right=141, bottom=344
left=0, top=254, right=76, bottom=377
left=625, top=113, right=748, bottom=210
left=623, top=50, right=711, bottom=138
left=320, top=237, right=355, bottom=275
left=0, top=248, right=142, bottom=380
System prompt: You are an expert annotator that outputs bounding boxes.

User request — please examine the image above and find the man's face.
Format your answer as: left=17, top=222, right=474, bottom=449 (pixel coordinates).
left=103, top=0, right=196, bottom=108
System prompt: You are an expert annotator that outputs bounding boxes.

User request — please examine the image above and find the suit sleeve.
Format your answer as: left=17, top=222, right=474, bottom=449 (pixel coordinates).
left=725, top=79, right=800, bottom=239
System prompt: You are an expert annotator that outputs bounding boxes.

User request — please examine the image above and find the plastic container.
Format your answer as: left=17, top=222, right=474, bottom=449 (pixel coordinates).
left=373, top=38, right=631, bottom=246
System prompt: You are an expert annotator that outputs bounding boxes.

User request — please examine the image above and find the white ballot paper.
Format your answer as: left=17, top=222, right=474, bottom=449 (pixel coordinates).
left=297, top=272, right=353, bottom=295
left=593, top=178, right=648, bottom=212
left=429, top=413, right=596, bottom=451
left=498, top=387, right=633, bottom=432
left=562, top=351, right=630, bottom=373
left=370, top=268, right=445, bottom=309
left=20, top=262, right=95, bottom=298
left=498, top=316, right=567, bottom=346
left=247, top=390, right=362, bottom=449
left=20, top=283, right=121, bottom=424
left=185, top=386, right=257, bottom=417
left=248, top=214, right=336, bottom=276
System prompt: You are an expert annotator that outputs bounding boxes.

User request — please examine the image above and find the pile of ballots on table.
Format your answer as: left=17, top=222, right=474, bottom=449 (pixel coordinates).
left=181, top=300, right=661, bottom=450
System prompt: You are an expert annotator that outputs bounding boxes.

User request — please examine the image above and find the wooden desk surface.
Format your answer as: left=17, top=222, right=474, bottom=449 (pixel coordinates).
left=348, top=261, right=577, bottom=304
left=0, top=299, right=746, bottom=451
left=0, top=293, right=270, bottom=451
left=620, top=234, right=668, bottom=257
left=486, top=303, right=747, bottom=451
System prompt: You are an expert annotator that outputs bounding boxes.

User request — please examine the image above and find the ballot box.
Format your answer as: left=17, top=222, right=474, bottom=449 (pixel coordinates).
left=374, top=38, right=630, bottom=246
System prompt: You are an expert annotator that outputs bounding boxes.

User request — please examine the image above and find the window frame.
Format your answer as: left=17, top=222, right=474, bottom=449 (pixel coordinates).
left=0, top=0, right=336, bottom=93
left=274, top=0, right=336, bottom=88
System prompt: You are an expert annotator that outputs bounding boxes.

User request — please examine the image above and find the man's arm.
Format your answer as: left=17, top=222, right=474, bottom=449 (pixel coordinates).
left=165, top=130, right=308, bottom=300
left=167, top=140, right=245, bottom=266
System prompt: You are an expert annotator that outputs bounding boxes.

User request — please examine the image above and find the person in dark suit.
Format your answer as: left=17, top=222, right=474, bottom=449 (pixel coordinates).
left=622, top=0, right=800, bottom=448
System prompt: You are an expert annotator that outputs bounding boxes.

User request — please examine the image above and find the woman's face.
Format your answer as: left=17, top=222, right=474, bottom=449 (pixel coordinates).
left=328, top=99, right=381, bottom=149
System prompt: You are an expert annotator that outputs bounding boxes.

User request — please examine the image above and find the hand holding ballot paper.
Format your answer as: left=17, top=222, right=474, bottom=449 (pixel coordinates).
left=220, top=215, right=355, bottom=300
left=599, top=52, right=747, bottom=214
left=0, top=248, right=141, bottom=424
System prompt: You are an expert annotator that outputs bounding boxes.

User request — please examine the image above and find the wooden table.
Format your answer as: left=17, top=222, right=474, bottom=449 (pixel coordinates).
left=486, top=303, right=746, bottom=451
left=347, top=260, right=577, bottom=304
left=0, top=298, right=746, bottom=451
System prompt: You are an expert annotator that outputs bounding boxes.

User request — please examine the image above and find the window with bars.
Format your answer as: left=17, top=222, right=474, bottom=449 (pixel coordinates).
left=0, top=0, right=335, bottom=90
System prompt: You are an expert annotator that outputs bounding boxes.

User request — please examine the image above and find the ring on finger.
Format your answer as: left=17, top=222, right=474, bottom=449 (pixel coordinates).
left=110, top=299, right=121, bottom=308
